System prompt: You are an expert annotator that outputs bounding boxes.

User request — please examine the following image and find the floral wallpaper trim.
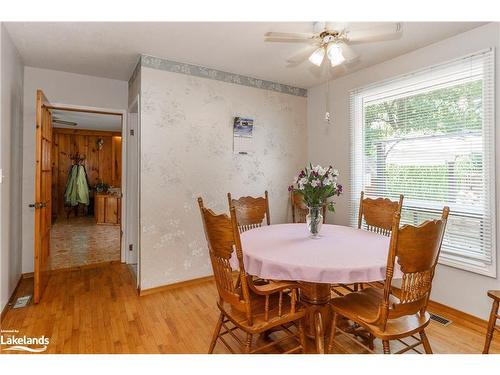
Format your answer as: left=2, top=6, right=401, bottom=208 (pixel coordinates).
left=140, top=54, right=308, bottom=97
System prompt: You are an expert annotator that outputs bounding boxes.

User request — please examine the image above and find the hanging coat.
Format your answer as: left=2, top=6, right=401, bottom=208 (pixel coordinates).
left=64, top=165, right=90, bottom=207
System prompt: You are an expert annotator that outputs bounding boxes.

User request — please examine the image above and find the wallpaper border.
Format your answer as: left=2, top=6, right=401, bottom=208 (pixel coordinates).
left=139, top=54, right=308, bottom=97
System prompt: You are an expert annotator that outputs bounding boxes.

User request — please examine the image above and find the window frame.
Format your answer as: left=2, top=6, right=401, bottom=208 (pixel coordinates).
left=349, top=49, right=496, bottom=277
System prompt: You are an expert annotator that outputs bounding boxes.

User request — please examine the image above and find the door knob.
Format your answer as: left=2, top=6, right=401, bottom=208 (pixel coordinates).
left=29, top=202, right=46, bottom=209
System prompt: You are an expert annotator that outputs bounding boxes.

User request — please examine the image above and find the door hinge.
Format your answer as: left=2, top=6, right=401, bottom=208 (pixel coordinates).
left=130, top=129, right=134, bottom=136
left=129, top=244, right=133, bottom=252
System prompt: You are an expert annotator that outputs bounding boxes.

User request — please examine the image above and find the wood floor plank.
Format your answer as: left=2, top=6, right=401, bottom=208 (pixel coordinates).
left=1, top=263, right=498, bottom=354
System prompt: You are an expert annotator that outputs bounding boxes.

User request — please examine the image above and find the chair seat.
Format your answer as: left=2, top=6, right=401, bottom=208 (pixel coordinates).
left=219, top=289, right=305, bottom=334
left=331, top=287, right=430, bottom=339
left=487, top=290, right=500, bottom=301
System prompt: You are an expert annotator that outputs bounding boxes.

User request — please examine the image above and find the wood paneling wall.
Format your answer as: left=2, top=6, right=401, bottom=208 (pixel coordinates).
left=52, top=128, right=122, bottom=219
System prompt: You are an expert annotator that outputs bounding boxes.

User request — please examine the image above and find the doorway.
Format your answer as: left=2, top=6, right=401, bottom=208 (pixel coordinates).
left=49, top=109, right=123, bottom=270
left=126, top=96, right=140, bottom=284
left=32, top=90, right=140, bottom=303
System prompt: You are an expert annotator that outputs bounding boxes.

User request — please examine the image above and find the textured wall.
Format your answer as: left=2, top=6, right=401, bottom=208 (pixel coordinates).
left=0, top=24, right=24, bottom=312
left=140, top=66, right=308, bottom=289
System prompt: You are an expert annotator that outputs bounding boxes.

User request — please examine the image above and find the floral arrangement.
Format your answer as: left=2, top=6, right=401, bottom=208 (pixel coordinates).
left=289, top=164, right=343, bottom=211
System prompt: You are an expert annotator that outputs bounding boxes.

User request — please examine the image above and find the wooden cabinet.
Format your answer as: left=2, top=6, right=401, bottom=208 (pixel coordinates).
left=95, top=193, right=121, bottom=225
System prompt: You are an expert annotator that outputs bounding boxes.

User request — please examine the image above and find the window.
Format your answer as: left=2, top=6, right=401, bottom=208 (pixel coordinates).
left=350, top=49, right=495, bottom=276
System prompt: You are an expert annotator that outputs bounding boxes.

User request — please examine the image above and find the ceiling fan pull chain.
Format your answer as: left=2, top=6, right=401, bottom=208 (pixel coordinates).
left=325, top=76, right=332, bottom=124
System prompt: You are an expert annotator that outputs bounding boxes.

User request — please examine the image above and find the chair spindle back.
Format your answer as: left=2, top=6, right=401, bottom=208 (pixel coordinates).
left=228, top=191, right=270, bottom=233
left=358, top=191, right=404, bottom=237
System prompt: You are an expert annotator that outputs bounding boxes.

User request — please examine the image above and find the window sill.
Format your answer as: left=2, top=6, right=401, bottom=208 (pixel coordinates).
left=438, top=252, right=497, bottom=278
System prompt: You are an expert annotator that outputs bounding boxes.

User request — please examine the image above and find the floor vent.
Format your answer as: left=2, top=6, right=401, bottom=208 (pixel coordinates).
left=429, top=312, right=452, bottom=326
left=12, top=295, right=31, bottom=309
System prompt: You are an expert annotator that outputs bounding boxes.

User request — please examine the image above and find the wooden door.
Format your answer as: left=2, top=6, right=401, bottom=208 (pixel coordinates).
left=33, top=89, right=53, bottom=303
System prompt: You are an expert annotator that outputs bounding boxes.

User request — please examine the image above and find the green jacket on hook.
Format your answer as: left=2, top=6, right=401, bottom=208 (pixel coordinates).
left=64, top=165, right=90, bottom=207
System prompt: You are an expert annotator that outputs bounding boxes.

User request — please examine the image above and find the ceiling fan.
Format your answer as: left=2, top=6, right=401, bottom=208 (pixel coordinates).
left=265, top=22, right=403, bottom=68
left=53, top=117, right=77, bottom=126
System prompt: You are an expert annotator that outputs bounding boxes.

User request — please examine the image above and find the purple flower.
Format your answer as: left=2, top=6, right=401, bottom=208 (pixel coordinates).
left=337, top=184, right=343, bottom=196
left=288, top=185, right=294, bottom=192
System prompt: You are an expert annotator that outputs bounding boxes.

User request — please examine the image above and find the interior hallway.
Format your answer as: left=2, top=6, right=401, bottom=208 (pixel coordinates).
left=1, top=263, right=498, bottom=354
left=49, top=217, right=121, bottom=270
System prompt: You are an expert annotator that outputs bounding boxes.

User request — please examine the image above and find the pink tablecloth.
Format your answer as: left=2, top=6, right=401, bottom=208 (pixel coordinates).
left=232, top=223, right=398, bottom=284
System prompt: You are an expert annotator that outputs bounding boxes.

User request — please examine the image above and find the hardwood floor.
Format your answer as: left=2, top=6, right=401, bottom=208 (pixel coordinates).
left=1, top=263, right=498, bottom=354
left=49, top=216, right=120, bottom=270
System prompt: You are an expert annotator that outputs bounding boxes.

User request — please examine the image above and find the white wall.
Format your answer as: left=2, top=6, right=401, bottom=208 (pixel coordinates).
left=128, top=60, right=141, bottom=107
left=139, top=66, right=308, bottom=289
left=307, top=22, right=500, bottom=319
left=21, top=67, right=128, bottom=273
left=1, top=24, right=24, bottom=311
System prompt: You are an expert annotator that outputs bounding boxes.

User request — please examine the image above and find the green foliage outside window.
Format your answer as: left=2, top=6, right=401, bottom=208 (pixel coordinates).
left=363, top=79, right=484, bottom=203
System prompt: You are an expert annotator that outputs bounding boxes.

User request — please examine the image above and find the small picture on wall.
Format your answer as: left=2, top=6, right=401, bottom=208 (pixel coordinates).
left=233, top=117, right=254, bottom=154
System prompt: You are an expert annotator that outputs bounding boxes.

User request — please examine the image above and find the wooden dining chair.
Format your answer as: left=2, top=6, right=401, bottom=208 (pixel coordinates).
left=290, top=190, right=327, bottom=224
left=328, top=206, right=450, bottom=354
left=198, top=197, right=306, bottom=354
left=332, top=192, right=404, bottom=297
left=228, top=191, right=270, bottom=233
left=483, top=290, right=500, bottom=354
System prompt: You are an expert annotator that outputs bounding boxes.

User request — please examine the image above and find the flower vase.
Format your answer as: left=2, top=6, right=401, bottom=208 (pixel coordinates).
left=306, top=205, right=323, bottom=238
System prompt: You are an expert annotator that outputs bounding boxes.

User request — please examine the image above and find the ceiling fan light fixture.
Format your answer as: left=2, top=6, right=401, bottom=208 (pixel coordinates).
left=308, top=47, right=325, bottom=67
left=327, top=43, right=345, bottom=67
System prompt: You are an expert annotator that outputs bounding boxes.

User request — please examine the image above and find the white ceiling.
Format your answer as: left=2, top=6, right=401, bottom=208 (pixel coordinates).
left=5, top=22, right=486, bottom=88
left=52, top=110, right=122, bottom=131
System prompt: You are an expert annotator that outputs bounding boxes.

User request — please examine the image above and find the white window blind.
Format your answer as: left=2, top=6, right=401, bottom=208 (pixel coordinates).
left=350, top=49, right=496, bottom=276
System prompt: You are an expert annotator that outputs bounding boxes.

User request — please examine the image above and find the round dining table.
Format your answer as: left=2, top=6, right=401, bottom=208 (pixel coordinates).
left=238, top=223, right=394, bottom=353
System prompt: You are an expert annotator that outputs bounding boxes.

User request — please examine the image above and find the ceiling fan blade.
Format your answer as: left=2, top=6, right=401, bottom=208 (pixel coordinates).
left=286, top=45, right=321, bottom=66
left=265, top=37, right=316, bottom=43
left=264, top=31, right=315, bottom=40
left=346, top=23, right=402, bottom=44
